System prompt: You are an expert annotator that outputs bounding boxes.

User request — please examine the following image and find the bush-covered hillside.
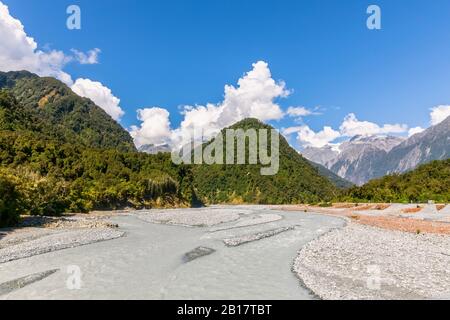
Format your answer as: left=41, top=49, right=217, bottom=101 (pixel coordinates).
left=0, top=77, right=198, bottom=227
left=0, top=71, right=136, bottom=152
left=0, top=72, right=354, bottom=227
left=342, top=159, right=450, bottom=203
left=0, top=130, right=197, bottom=219
left=192, top=118, right=339, bottom=204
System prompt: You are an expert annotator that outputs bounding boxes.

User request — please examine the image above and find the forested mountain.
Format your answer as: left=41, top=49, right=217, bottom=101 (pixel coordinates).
left=0, top=73, right=343, bottom=227
left=0, top=71, right=135, bottom=152
left=0, top=73, right=196, bottom=227
left=5, top=71, right=446, bottom=229
left=307, top=160, right=353, bottom=189
left=343, top=159, right=450, bottom=203
left=192, top=118, right=340, bottom=204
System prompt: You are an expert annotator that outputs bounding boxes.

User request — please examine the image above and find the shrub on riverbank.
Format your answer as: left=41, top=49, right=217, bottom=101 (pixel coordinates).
left=0, top=172, right=21, bottom=227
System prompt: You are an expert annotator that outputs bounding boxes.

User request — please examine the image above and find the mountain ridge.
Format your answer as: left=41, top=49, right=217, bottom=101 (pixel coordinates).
left=0, top=71, right=136, bottom=152
left=302, top=119, right=449, bottom=185
left=192, top=118, right=341, bottom=204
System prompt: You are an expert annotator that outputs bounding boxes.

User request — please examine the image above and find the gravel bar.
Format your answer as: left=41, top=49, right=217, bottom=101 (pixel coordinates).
left=0, top=228, right=124, bottom=264
left=209, top=214, right=283, bottom=232
left=223, top=226, right=295, bottom=247
left=137, top=208, right=241, bottom=227
left=294, top=223, right=450, bottom=300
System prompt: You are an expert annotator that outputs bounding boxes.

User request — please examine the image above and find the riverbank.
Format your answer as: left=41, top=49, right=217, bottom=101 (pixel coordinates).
left=279, top=204, right=450, bottom=235
left=293, top=222, right=450, bottom=299
left=0, top=215, right=125, bottom=264
left=2, top=205, right=450, bottom=300
left=0, top=206, right=344, bottom=299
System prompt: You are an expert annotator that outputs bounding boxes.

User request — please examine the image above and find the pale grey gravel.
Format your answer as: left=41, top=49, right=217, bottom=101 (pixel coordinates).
left=137, top=208, right=241, bottom=227
left=223, top=226, right=295, bottom=247
left=209, top=213, right=283, bottom=232
left=0, top=228, right=124, bottom=264
left=294, top=223, right=450, bottom=300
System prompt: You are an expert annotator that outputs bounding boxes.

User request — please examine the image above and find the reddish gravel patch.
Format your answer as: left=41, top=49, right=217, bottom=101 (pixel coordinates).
left=354, top=215, right=450, bottom=235
left=278, top=205, right=450, bottom=235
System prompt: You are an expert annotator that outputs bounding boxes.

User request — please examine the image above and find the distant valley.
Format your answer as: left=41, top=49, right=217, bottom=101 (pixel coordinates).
left=302, top=117, right=450, bottom=185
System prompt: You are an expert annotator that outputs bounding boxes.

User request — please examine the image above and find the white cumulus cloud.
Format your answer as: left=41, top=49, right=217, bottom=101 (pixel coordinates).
left=286, top=106, right=319, bottom=117
left=340, top=113, right=408, bottom=137
left=71, top=78, right=124, bottom=121
left=0, top=1, right=73, bottom=84
left=131, top=61, right=290, bottom=148
left=130, top=108, right=172, bottom=147
left=283, top=125, right=341, bottom=148
left=285, top=113, right=410, bottom=149
left=408, top=126, right=425, bottom=137
left=430, top=105, right=450, bottom=126
left=71, top=48, right=101, bottom=65
left=0, top=2, right=123, bottom=121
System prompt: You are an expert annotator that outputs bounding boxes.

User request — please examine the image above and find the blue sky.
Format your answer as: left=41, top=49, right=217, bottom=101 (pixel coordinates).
left=2, top=0, right=450, bottom=149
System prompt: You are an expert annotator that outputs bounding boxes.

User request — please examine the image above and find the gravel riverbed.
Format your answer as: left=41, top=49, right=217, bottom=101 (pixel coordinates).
left=294, top=223, right=450, bottom=300
left=3, top=206, right=448, bottom=300
left=0, top=228, right=124, bottom=264
left=0, top=207, right=345, bottom=299
left=0, top=216, right=124, bottom=264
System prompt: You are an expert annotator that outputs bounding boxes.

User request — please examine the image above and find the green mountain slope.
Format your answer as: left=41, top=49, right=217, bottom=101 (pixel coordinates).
left=343, top=159, right=450, bottom=203
left=0, top=75, right=196, bottom=227
left=0, top=71, right=135, bottom=152
left=192, top=118, right=339, bottom=204
left=307, top=160, right=353, bottom=189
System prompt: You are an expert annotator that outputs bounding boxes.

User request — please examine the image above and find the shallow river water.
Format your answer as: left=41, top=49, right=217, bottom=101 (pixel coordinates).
left=0, top=206, right=344, bottom=300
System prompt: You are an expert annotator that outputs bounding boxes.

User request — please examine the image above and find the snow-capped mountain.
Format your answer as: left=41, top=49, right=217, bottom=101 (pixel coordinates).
left=302, top=116, right=450, bottom=185
left=302, top=145, right=340, bottom=169
left=138, top=144, right=171, bottom=154
left=383, top=115, right=450, bottom=174
left=303, top=135, right=405, bottom=185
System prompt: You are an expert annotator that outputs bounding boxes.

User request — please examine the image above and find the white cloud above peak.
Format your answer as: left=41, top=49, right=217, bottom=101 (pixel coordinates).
left=71, top=79, right=125, bottom=121
left=0, top=2, right=73, bottom=84
left=130, top=108, right=172, bottom=147
left=131, top=61, right=290, bottom=148
left=215, top=60, right=289, bottom=126
left=430, top=105, right=450, bottom=126
left=0, top=1, right=124, bottom=121
left=408, top=126, right=425, bottom=137
left=284, top=113, right=410, bottom=149
left=283, top=125, right=340, bottom=149
left=339, top=113, right=408, bottom=137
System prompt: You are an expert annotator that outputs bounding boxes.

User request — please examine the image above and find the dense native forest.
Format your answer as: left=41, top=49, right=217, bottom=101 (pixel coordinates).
left=0, top=71, right=341, bottom=227
left=0, top=71, right=449, bottom=227
left=342, top=159, right=450, bottom=203
left=192, top=119, right=341, bottom=204
left=0, top=72, right=197, bottom=227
